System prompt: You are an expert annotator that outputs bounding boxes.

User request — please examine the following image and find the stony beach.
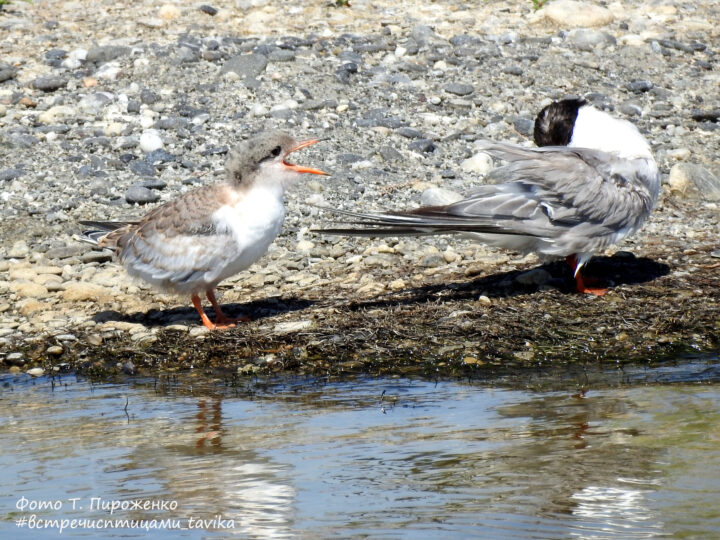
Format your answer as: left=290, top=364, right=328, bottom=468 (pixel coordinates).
left=0, top=0, right=718, bottom=378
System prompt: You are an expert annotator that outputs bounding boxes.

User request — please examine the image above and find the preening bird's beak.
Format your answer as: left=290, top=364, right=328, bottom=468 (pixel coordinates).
left=283, top=138, right=330, bottom=176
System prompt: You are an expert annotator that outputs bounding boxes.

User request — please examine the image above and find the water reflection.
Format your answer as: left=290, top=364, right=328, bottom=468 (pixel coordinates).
left=1, top=357, right=719, bottom=538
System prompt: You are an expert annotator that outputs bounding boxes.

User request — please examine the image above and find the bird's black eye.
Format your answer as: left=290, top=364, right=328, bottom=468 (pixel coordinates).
left=270, top=146, right=282, bottom=157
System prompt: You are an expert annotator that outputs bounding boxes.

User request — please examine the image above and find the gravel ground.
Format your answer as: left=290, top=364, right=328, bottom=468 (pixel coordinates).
left=1, top=0, right=718, bottom=378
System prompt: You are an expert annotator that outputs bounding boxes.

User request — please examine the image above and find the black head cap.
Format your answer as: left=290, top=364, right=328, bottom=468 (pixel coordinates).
left=533, top=98, right=587, bottom=147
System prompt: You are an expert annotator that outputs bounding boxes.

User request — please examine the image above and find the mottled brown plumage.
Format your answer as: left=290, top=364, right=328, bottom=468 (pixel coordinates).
left=81, top=131, right=327, bottom=329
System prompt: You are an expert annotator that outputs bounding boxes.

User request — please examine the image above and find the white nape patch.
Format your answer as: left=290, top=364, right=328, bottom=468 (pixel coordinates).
left=571, top=106, right=653, bottom=160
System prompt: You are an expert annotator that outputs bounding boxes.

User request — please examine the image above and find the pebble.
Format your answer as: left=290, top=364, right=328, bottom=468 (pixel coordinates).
left=568, top=29, right=616, bottom=52
left=668, top=164, right=720, bottom=201
left=125, top=184, right=161, bottom=204
left=47, top=345, right=64, bottom=355
left=159, top=4, right=181, bottom=19
left=691, top=109, right=720, bottom=123
left=27, top=367, right=45, bottom=377
left=32, top=76, right=67, bottom=92
left=515, top=268, right=552, bottom=287
left=296, top=240, right=315, bottom=251
left=543, top=0, right=614, bottom=27
left=273, top=320, right=313, bottom=334
left=420, top=187, right=463, bottom=206
left=139, top=130, right=164, bottom=153
left=61, top=282, right=111, bottom=302
left=221, top=53, right=268, bottom=79
left=129, top=161, right=156, bottom=177
left=11, top=282, right=50, bottom=299
left=626, top=80, right=654, bottom=93
left=443, top=83, right=474, bottom=96
left=4, top=352, right=25, bottom=366
left=409, top=139, right=435, bottom=153
left=461, top=152, right=493, bottom=175
left=0, top=168, right=24, bottom=181
left=86, top=45, right=130, bottom=64
left=199, top=4, right=218, bottom=16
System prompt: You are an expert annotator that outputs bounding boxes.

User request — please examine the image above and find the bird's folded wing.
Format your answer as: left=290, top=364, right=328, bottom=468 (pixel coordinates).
left=316, top=142, right=655, bottom=239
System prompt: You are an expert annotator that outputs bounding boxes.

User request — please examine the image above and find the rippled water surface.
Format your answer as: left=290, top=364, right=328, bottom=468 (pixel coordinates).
left=2, top=356, right=720, bottom=538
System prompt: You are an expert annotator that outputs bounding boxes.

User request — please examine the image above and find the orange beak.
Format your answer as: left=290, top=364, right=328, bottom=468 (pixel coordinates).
left=283, top=138, right=329, bottom=175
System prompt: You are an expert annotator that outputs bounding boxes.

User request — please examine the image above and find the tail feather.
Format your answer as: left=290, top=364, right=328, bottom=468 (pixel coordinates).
left=312, top=206, right=537, bottom=237
left=78, top=220, right=136, bottom=246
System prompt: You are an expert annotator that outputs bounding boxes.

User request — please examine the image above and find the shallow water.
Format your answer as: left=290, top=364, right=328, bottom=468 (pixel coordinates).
left=2, top=356, right=720, bottom=539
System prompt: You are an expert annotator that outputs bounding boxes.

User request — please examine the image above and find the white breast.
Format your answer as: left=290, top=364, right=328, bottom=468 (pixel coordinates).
left=209, top=184, right=286, bottom=284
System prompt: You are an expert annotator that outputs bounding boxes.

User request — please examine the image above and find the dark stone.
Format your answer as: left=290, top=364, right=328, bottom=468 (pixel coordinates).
left=337, top=153, right=364, bottom=164
left=409, top=139, right=435, bottom=153
left=145, top=149, right=177, bottom=163
left=125, top=184, right=160, bottom=204
left=200, top=145, right=228, bottom=156
left=127, top=99, right=141, bottom=114
left=443, top=83, right=474, bottom=96
left=44, top=48, right=67, bottom=66
left=83, top=136, right=111, bottom=148
left=86, top=45, right=131, bottom=64
left=619, top=101, right=643, bottom=116
left=121, top=361, right=136, bottom=375
left=129, top=160, right=156, bottom=176
left=338, top=50, right=363, bottom=64
left=140, top=88, right=159, bottom=105
left=269, top=49, right=295, bottom=62
left=657, top=39, right=695, bottom=53
left=202, top=50, right=223, bottom=62
left=10, top=134, right=40, bottom=147
left=691, top=109, right=720, bottom=123
left=502, top=66, right=523, bottom=76
left=155, top=117, right=188, bottom=130
left=411, top=25, right=437, bottom=46
left=0, top=67, right=16, bottom=82
left=397, top=127, right=424, bottom=139
left=379, top=146, right=403, bottom=162
left=46, top=245, right=85, bottom=259
left=221, top=53, right=268, bottom=78
left=512, top=116, right=534, bottom=137
left=32, top=76, right=67, bottom=92
left=334, top=62, right=358, bottom=84
left=450, top=35, right=482, bottom=47
left=0, top=168, right=23, bottom=181
left=137, top=178, right=167, bottom=190
left=356, top=108, right=408, bottom=129
left=626, top=80, right=653, bottom=93
left=176, top=104, right=208, bottom=118
left=176, top=46, right=199, bottom=63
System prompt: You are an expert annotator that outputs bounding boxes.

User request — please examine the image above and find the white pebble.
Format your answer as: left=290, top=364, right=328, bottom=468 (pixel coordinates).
left=139, top=130, right=163, bottom=152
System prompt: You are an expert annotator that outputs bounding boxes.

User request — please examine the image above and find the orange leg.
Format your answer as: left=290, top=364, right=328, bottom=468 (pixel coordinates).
left=191, top=293, right=218, bottom=330
left=205, top=289, right=249, bottom=326
left=565, top=255, right=608, bottom=296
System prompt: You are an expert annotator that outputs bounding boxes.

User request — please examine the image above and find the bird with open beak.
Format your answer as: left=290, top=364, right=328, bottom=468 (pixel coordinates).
left=82, top=131, right=328, bottom=330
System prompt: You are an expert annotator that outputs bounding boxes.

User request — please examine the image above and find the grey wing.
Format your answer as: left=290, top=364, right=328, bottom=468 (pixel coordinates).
left=463, top=141, right=660, bottom=237
left=112, top=186, right=236, bottom=285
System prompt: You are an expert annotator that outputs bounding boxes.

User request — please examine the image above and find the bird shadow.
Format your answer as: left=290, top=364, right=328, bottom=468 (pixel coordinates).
left=92, top=296, right=315, bottom=328
left=346, top=254, right=670, bottom=310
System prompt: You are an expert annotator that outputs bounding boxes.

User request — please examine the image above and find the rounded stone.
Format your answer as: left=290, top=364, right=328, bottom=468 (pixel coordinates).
left=139, top=130, right=163, bottom=153
left=461, top=152, right=493, bottom=175
left=543, top=0, right=614, bottom=27
left=125, top=184, right=161, bottom=204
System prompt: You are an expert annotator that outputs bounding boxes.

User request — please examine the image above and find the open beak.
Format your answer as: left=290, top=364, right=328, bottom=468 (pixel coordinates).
left=283, top=138, right=329, bottom=175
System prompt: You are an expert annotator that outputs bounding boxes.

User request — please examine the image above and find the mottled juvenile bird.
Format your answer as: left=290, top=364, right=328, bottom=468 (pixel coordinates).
left=82, top=131, right=328, bottom=329
left=318, top=98, right=661, bottom=295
